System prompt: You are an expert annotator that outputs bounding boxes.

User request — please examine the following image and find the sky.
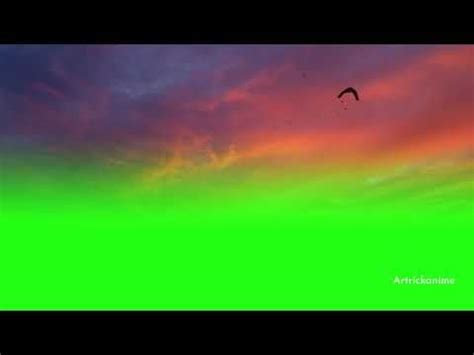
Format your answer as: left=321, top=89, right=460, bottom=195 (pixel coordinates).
left=0, top=44, right=472, bottom=186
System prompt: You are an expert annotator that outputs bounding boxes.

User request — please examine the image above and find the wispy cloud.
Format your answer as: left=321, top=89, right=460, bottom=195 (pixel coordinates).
left=0, top=45, right=472, bottom=181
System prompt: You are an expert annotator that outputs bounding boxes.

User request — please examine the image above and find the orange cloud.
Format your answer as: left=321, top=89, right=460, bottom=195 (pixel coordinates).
left=363, top=46, right=473, bottom=101
left=135, top=45, right=473, bottom=184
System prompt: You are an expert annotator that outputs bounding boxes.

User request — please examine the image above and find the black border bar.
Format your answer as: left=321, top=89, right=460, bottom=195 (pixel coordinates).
left=0, top=31, right=472, bottom=44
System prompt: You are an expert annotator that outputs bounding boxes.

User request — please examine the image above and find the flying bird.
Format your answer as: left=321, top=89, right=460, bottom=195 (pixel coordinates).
left=337, top=87, right=359, bottom=101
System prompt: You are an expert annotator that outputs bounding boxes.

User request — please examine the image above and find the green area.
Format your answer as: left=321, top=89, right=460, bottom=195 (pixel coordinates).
left=1, top=154, right=472, bottom=309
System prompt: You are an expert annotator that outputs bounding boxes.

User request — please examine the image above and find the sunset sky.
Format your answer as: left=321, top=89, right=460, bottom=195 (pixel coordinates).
left=1, top=45, right=472, bottom=174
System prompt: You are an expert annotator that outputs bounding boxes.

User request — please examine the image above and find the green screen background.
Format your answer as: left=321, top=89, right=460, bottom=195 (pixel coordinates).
left=1, top=152, right=472, bottom=310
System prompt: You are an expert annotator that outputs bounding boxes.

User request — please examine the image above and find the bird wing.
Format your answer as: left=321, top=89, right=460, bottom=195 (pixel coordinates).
left=350, top=88, right=359, bottom=101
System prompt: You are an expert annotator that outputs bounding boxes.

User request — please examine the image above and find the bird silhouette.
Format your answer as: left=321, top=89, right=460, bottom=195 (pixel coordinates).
left=337, top=87, right=359, bottom=101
